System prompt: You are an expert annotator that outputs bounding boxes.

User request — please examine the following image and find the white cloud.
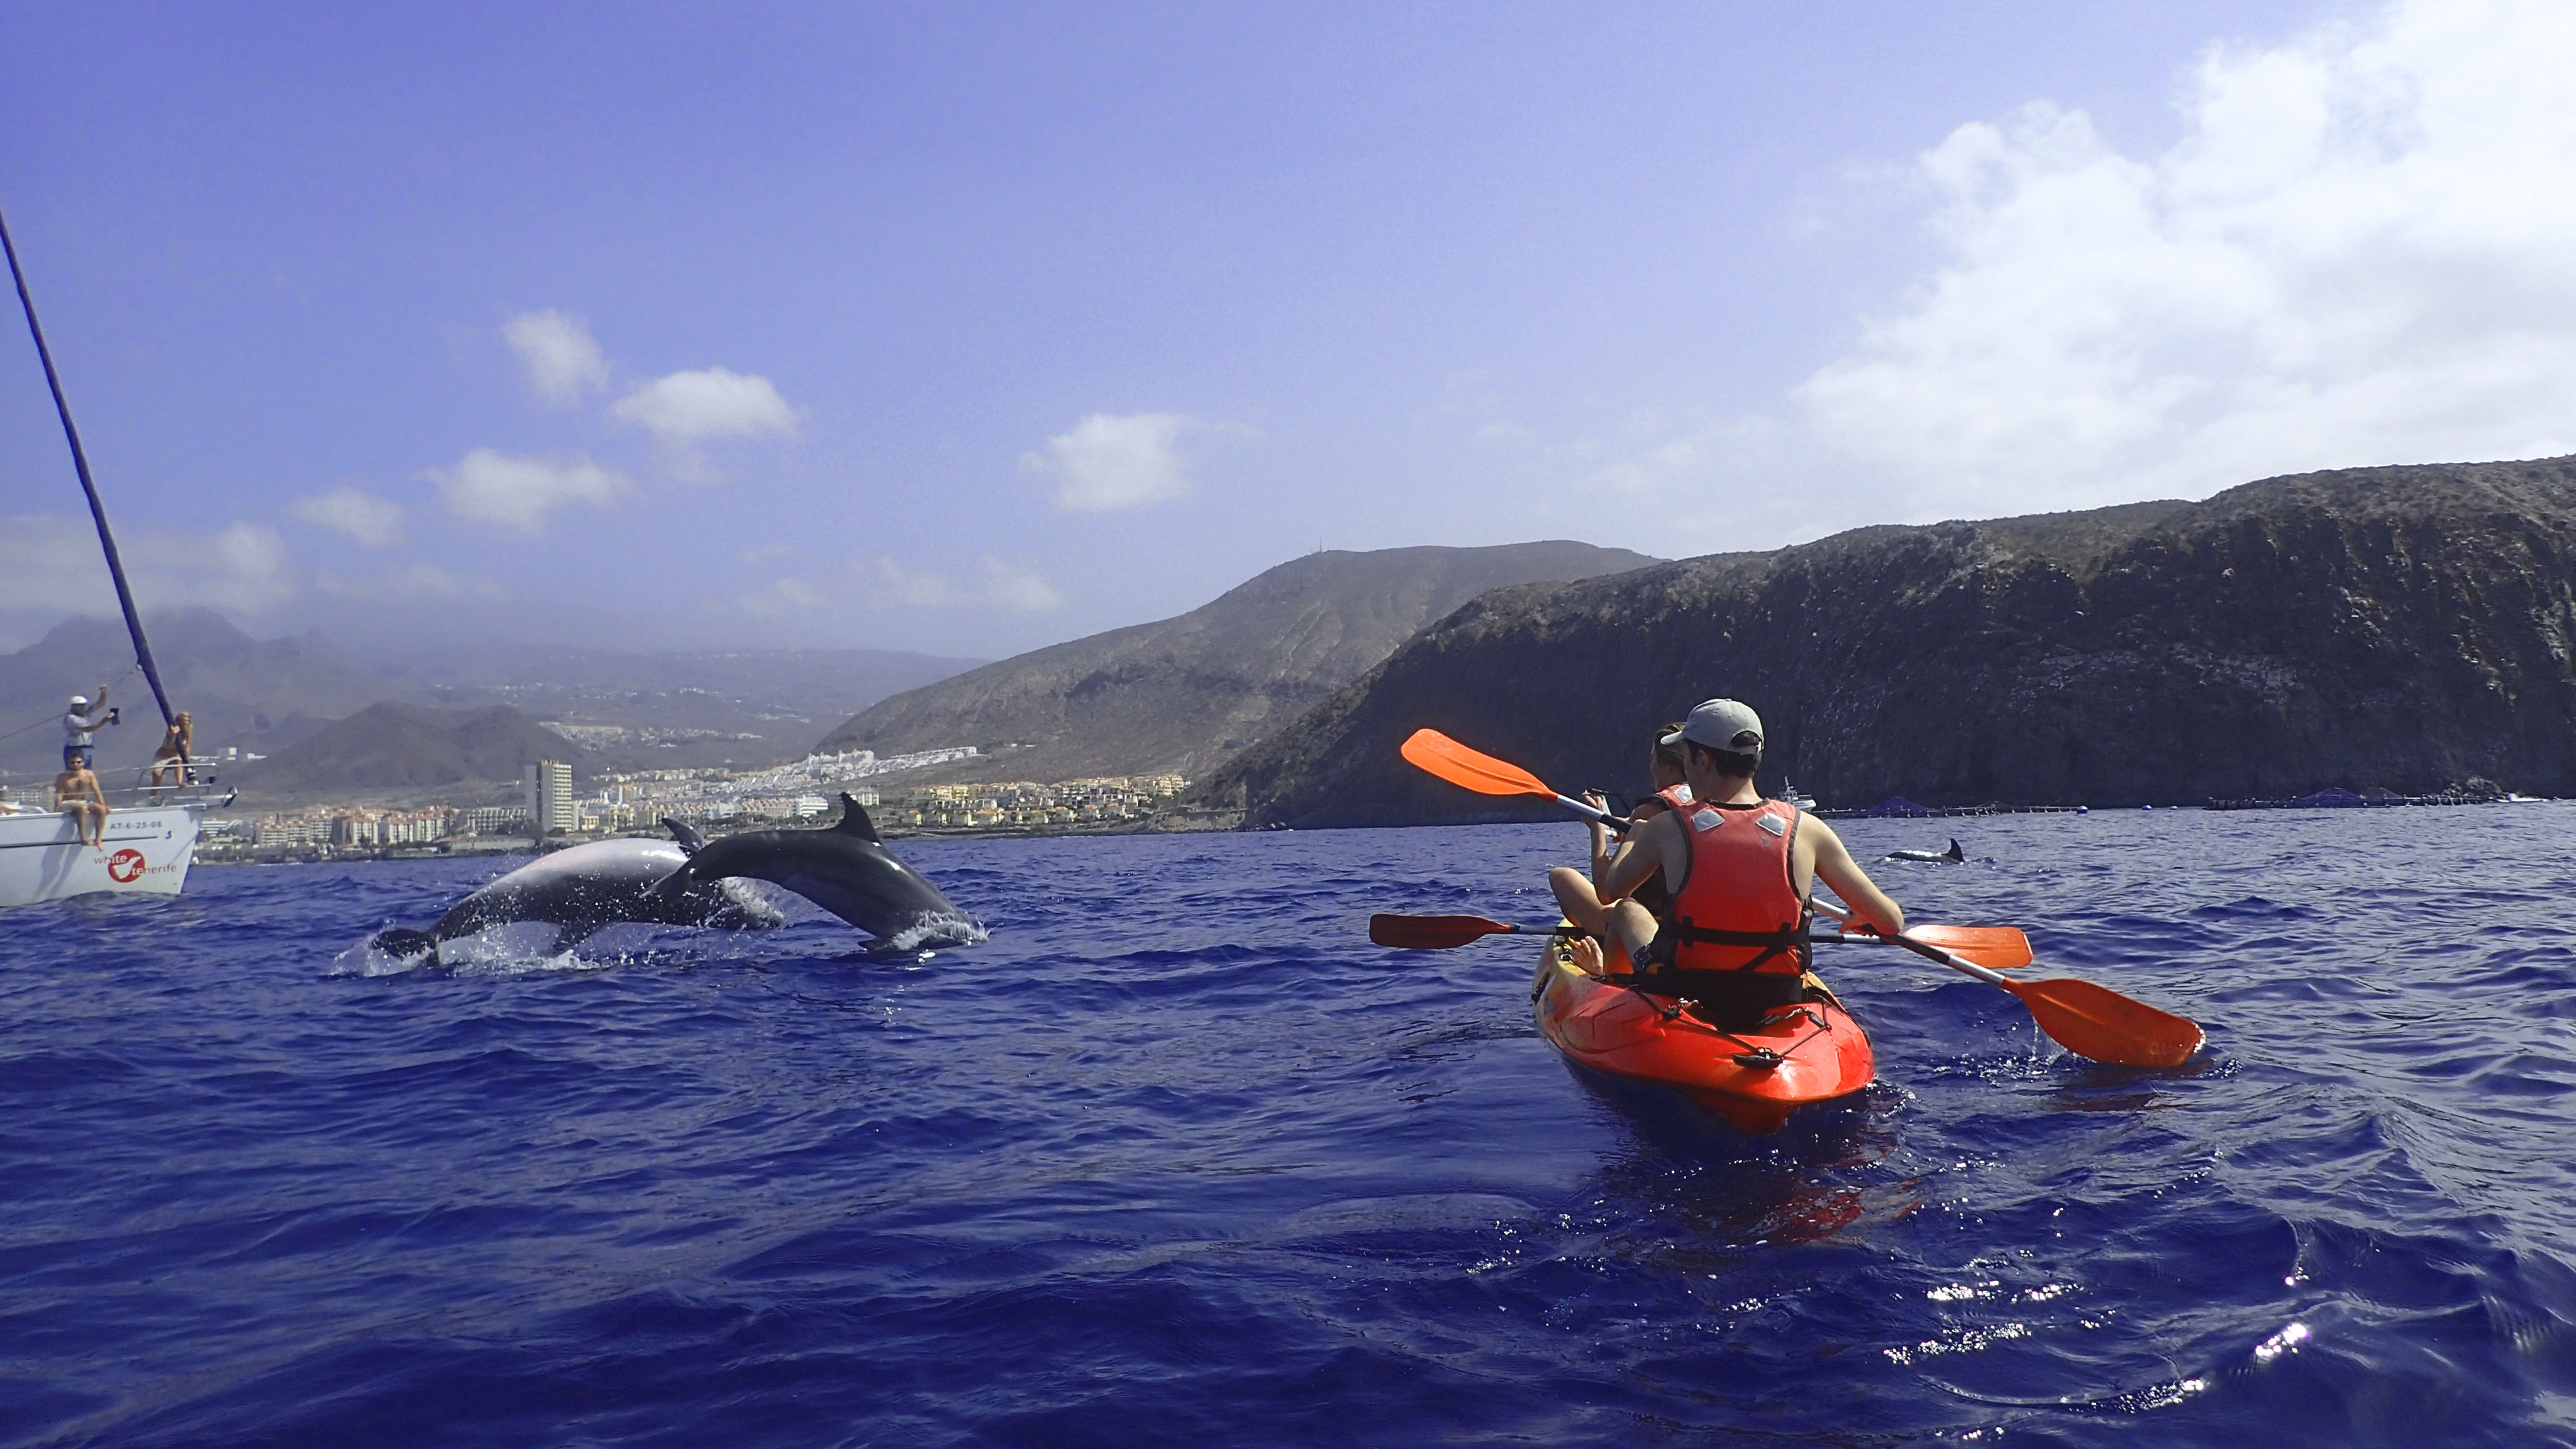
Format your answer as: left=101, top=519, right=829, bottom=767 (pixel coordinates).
left=316, top=562, right=508, bottom=601
left=1023, top=412, right=1208, bottom=511
left=504, top=309, right=610, bottom=406
left=0, top=515, right=298, bottom=626
left=739, top=555, right=1065, bottom=618
left=287, top=487, right=405, bottom=547
left=1797, top=0, right=2576, bottom=516
left=426, top=449, right=628, bottom=534
left=610, top=367, right=798, bottom=444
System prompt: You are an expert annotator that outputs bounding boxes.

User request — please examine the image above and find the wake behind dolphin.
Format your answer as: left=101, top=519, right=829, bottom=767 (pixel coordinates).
left=652, top=794, right=984, bottom=952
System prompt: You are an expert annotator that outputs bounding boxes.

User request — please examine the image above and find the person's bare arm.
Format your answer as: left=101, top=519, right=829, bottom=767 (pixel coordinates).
left=1597, top=810, right=1680, bottom=904
left=1806, top=819, right=1904, bottom=936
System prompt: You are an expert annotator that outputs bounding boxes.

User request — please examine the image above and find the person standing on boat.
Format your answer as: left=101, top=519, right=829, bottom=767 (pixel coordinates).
left=52, top=755, right=108, bottom=847
left=148, top=711, right=192, bottom=787
left=1548, top=720, right=1694, bottom=930
left=61, top=687, right=116, bottom=770
left=1588, top=698, right=1905, bottom=1029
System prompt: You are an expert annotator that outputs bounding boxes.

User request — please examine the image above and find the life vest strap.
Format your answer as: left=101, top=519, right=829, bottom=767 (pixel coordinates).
left=1667, top=918, right=1812, bottom=974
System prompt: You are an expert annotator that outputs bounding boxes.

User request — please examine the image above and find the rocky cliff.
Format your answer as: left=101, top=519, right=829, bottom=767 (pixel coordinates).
left=813, top=541, right=1657, bottom=782
left=1192, top=458, right=2576, bottom=825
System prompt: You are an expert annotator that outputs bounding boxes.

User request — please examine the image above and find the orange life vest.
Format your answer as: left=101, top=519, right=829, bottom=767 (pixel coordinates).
left=1658, top=798, right=1811, bottom=975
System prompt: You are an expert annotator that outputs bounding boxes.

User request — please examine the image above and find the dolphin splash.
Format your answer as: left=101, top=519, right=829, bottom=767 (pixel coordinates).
left=367, top=836, right=787, bottom=962
left=652, top=794, right=984, bottom=952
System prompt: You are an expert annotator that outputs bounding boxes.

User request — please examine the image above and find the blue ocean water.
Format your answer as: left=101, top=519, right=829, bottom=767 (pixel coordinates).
left=6, top=808, right=2576, bottom=1446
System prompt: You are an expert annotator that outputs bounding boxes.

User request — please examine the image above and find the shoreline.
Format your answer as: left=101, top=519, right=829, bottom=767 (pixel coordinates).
left=190, top=809, right=1248, bottom=867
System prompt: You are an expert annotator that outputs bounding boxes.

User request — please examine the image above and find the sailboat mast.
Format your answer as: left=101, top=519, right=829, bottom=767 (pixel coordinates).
left=0, top=203, right=175, bottom=728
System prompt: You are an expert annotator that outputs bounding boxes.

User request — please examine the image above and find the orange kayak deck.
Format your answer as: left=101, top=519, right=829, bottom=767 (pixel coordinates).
left=1531, top=932, right=1875, bottom=1135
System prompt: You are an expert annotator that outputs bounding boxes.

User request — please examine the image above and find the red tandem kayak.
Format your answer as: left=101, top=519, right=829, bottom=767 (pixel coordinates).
left=1531, top=929, right=1875, bottom=1135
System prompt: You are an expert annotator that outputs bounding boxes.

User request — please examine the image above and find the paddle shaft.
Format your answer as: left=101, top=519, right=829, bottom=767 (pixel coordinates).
left=1809, top=893, right=2009, bottom=985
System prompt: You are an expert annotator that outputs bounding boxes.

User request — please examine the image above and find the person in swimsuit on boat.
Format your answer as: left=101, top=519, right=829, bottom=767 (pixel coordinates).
left=1546, top=721, right=1693, bottom=935
left=52, top=757, right=109, bottom=847
left=148, top=711, right=193, bottom=787
left=1579, top=699, right=1906, bottom=1027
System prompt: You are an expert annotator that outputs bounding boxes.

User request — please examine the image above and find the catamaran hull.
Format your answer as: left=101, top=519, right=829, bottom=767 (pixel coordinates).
left=0, top=804, right=203, bottom=909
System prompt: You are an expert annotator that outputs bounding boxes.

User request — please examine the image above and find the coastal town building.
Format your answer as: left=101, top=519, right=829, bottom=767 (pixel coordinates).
left=523, top=760, right=575, bottom=835
left=189, top=745, right=1192, bottom=862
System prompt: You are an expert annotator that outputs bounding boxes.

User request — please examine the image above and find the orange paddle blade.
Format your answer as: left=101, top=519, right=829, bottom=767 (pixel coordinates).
left=1400, top=729, right=1553, bottom=799
left=2006, top=977, right=2204, bottom=1067
left=1368, top=913, right=1526, bottom=950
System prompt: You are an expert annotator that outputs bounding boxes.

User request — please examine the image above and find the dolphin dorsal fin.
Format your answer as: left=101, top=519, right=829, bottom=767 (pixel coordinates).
left=1944, top=838, right=1963, bottom=861
left=836, top=794, right=882, bottom=843
left=663, top=817, right=706, bottom=856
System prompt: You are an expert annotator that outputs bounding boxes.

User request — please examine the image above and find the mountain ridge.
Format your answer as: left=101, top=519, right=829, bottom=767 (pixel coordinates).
left=228, top=701, right=613, bottom=794
left=0, top=610, right=982, bottom=778
left=813, top=540, right=1658, bottom=782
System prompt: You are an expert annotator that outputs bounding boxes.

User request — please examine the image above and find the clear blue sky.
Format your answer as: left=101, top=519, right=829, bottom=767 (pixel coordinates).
left=9, top=1, right=2567, bottom=660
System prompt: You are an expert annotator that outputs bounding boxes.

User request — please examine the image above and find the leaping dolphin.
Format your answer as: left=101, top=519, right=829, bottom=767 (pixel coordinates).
left=367, top=836, right=788, bottom=961
left=1883, top=837, right=1966, bottom=864
left=650, top=794, right=983, bottom=952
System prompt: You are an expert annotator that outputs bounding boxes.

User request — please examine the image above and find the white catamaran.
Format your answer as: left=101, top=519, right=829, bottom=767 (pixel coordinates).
left=3, top=203, right=230, bottom=910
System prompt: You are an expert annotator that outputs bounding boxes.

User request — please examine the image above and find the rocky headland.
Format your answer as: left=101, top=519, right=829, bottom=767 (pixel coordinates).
left=1190, top=458, right=2576, bottom=826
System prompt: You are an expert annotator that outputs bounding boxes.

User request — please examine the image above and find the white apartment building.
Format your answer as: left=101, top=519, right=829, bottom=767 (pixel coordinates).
left=523, top=760, right=576, bottom=835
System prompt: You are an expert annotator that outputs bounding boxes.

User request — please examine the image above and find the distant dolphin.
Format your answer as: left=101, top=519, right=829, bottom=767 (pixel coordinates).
left=368, top=837, right=787, bottom=961
left=1884, top=837, right=1966, bottom=864
left=649, top=794, right=983, bottom=952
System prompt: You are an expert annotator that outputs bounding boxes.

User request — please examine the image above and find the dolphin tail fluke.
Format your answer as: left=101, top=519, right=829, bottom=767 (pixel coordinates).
left=663, top=816, right=706, bottom=856
left=1944, top=838, right=1964, bottom=862
left=836, top=794, right=882, bottom=843
left=369, top=927, right=438, bottom=960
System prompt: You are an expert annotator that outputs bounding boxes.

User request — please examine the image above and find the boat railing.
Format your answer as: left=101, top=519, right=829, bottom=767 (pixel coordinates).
left=101, top=767, right=234, bottom=809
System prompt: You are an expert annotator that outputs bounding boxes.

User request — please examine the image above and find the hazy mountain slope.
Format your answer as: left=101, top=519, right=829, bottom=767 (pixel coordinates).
left=1189, top=458, right=2576, bottom=824
left=813, top=541, right=1659, bottom=782
left=0, top=611, right=396, bottom=775
left=0, top=611, right=983, bottom=779
left=228, top=702, right=611, bottom=794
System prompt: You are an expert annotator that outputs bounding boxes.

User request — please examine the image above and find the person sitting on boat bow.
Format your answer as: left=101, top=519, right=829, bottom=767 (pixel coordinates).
left=52, top=756, right=108, bottom=848
left=1547, top=719, right=1694, bottom=933
left=1589, top=698, right=1905, bottom=1030
left=62, top=688, right=116, bottom=770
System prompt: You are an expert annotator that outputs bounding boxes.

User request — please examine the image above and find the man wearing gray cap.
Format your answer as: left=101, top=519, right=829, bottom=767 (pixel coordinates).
left=1587, top=698, right=1906, bottom=1030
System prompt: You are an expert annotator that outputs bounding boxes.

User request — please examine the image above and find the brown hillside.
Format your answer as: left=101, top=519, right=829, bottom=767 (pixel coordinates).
left=813, top=540, right=1657, bottom=782
left=231, top=702, right=608, bottom=793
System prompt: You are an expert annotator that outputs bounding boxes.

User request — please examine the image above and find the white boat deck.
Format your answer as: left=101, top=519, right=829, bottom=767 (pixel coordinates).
left=0, top=777, right=228, bottom=909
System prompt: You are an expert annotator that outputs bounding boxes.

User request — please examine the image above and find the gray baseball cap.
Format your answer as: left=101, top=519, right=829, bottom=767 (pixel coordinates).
left=1662, top=698, right=1763, bottom=753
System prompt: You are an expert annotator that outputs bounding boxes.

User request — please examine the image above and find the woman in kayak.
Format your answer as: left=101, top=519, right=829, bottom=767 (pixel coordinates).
left=1590, top=698, right=1906, bottom=1030
left=1546, top=720, right=1694, bottom=934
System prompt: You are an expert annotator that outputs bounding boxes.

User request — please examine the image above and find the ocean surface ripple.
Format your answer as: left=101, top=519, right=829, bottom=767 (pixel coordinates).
left=6, top=808, right=2576, bottom=1446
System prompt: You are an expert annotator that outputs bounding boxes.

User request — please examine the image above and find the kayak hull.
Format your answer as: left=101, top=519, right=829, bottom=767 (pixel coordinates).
left=1533, top=931, right=1874, bottom=1135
